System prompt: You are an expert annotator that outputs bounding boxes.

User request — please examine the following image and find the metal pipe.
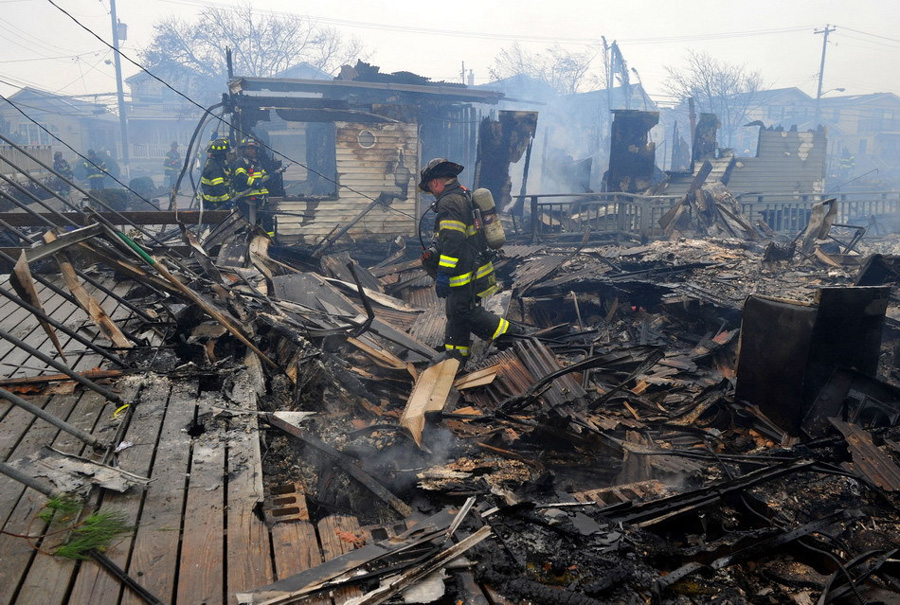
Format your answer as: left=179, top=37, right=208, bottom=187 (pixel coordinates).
left=0, top=460, right=56, bottom=495
left=0, top=156, right=85, bottom=219
left=0, top=172, right=78, bottom=228
left=0, top=387, right=102, bottom=447
left=0, top=285, right=126, bottom=367
left=0, top=133, right=175, bottom=249
left=0, top=326, right=123, bottom=405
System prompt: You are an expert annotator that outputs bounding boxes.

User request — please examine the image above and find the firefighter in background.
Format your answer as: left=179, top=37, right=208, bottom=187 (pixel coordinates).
left=200, top=138, right=232, bottom=209
left=52, top=151, right=72, bottom=198
left=232, top=138, right=274, bottom=236
left=839, top=147, right=856, bottom=182
left=83, top=149, right=106, bottom=191
left=419, top=157, right=519, bottom=368
left=163, top=141, right=181, bottom=189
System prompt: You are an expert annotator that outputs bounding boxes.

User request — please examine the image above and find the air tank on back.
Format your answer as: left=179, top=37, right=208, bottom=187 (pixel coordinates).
left=472, top=188, right=506, bottom=249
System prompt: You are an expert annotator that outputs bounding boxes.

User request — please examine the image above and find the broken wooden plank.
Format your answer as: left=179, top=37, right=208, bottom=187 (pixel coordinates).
left=400, top=359, right=459, bottom=447
left=45, top=234, right=132, bottom=350
left=346, top=336, right=407, bottom=370
left=11, top=251, right=66, bottom=362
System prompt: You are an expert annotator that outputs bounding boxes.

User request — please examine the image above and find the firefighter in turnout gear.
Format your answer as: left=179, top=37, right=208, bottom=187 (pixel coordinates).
left=163, top=141, right=181, bottom=188
left=419, top=158, right=519, bottom=368
left=83, top=149, right=106, bottom=191
left=232, top=138, right=274, bottom=236
left=53, top=151, right=72, bottom=198
left=200, top=138, right=232, bottom=208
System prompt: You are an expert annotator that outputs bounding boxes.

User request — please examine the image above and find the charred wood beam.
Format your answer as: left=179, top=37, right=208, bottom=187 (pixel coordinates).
left=264, top=413, right=413, bottom=518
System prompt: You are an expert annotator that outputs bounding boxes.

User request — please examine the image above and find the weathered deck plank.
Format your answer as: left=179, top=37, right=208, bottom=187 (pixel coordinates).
left=13, top=390, right=118, bottom=605
left=175, top=395, right=226, bottom=605
left=0, top=392, right=86, bottom=605
left=317, top=514, right=366, bottom=602
left=225, top=405, right=274, bottom=602
left=121, top=379, right=196, bottom=605
left=65, top=378, right=168, bottom=605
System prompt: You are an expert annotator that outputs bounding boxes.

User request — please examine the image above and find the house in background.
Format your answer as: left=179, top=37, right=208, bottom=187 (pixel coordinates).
left=0, top=87, right=118, bottom=170
left=124, top=72, right=204, bottom=183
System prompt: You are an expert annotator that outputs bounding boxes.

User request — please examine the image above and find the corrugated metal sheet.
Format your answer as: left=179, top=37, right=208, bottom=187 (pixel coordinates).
left=275, top=121, right=419, bottom=244
left=464, top=339, right=587, bottom=410
left=511, top=255, right=567, bottom=291
left=407, top=303, right=445, bottom=349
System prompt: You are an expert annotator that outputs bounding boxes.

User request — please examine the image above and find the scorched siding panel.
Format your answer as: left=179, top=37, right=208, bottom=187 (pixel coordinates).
left=273, top=122, right=419, bottom=245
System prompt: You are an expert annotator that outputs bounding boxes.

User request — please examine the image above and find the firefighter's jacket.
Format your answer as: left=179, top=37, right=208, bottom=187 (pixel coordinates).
left=83, top=158, right=106, bottom=184
left=54, top=158, right=73, bottom=181
left=163, top=150, right=180, bottom=176
left=433, top=180, right=498, bottom=299
left=200, top=155, right=231, bottom=204
left=232, top=156, right=269, bottom=200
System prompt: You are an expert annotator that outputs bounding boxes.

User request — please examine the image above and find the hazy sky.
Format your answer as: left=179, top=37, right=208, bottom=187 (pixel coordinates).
left=1, top=0, right=899, bottom=104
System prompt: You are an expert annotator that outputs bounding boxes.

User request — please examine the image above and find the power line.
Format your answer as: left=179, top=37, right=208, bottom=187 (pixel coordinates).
left=839, top=26, right=900, bottom=45
left=155, top=0, right=812, bottom=47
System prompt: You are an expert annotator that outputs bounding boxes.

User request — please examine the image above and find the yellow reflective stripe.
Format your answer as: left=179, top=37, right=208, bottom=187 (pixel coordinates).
left=439, top=219, right=467, bottom=234
left=449, top=271, right=472, bottom=287
left=201, top=176, right=225, bottom=186
left=475, top=261, right=494, bottom=279
left=203, top=193, right=231, bottom=202
left=476, top=283, right=499, bottom=298
left=491, top=318, right=510, bottom=340
left=466, top=225, right=479, bottom=236
left=444, top=344, right=470, bottom=356
left=438, top=255, right=458, bottom=268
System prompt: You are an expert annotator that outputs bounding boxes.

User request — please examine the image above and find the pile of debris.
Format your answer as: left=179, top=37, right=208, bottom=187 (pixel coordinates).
left=3, top=208, right=900, bottom=604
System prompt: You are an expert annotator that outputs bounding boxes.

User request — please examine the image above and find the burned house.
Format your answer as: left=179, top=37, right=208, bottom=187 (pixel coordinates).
left=224, top=68, right=504, bottom=246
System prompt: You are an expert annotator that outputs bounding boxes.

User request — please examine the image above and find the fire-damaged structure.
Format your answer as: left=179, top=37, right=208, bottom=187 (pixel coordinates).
left=1, top=66, right=900, bottom=605
left=223, top=64, right=515, bottom=246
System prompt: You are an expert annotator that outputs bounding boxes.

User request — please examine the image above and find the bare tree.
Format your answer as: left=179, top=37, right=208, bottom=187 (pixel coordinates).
left=141, top=3, right=367, bottom=102
left=489, top=43, right=600, bottom=95
left=664, top=50, right=764, bottom=148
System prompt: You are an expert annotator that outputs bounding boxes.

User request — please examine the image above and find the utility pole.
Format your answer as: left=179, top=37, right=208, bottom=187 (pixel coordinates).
left=814, top=24, right=836, bottom=128
left=110, top=0, right=130, bottom=179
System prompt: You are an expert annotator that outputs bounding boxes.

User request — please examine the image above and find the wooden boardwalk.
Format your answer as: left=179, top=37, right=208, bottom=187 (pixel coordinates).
left=0, top=275, right=377, bottom=605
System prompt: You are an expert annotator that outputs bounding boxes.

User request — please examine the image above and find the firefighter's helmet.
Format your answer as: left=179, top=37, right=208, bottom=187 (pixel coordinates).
left=418, top=158, right=463, bottom=192
left=240, top=137, right=261, bottom=149
left=208, top=138, right=229, bottom=154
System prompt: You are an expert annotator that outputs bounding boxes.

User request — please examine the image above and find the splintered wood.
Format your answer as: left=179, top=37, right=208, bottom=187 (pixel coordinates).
left=399, top=358, right=459, bottom=447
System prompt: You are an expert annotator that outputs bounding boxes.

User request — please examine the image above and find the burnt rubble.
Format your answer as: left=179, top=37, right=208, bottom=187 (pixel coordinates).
left=2, top=207, right=900, bottom=604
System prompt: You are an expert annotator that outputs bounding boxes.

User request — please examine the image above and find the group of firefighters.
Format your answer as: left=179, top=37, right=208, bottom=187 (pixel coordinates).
left=199, top=136, right=275, bottom=236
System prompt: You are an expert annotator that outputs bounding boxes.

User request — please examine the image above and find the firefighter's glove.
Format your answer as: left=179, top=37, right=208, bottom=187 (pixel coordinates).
left=420, top=247, right=438, bottom=279
left=435, top=273, right=450, bottom=298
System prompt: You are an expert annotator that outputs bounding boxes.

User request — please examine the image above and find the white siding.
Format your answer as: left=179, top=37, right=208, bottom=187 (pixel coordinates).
left=274, top=122, right=419, bottom=246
